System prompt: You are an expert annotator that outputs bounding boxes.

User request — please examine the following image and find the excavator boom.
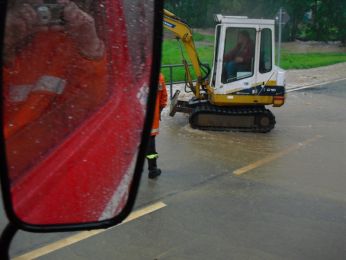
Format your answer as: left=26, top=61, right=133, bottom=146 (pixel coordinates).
left=163, top=10, right=203, bottom=79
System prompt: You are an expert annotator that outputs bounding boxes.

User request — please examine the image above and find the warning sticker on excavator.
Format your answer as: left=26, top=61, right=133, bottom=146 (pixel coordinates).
left=163, top=21, right=176, bottom=28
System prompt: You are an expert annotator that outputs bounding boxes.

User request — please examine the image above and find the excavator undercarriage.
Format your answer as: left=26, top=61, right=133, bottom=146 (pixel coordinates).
left=170, top=90, right=275, bottom=132
left=190, top=104, right=275, bottom=133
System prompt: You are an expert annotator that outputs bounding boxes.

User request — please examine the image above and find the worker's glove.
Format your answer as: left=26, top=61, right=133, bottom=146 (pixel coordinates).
left=159, top=107, right=164, bottom=121
left=61, top=1, right=105, bottom=60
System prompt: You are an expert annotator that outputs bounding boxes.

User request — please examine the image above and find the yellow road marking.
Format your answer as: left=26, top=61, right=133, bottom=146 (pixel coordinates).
left=233, top=135, right=322, bottom=176
left=14, top=201, right=167, bottom=260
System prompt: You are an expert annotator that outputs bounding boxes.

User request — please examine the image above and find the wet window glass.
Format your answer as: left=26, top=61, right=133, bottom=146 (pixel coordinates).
left=123, top=0, right=154, bottom=80
left=2, top=0, right=155, bottom=225
left=211, top=25, right=221, bottom=87
left=259, top=28, right=272, bottom=74
left=222, top=28, right=256, bottom=83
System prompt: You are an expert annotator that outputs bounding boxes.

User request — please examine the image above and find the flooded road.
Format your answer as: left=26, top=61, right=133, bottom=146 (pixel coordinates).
left=4, top=80, right=346, bottom=259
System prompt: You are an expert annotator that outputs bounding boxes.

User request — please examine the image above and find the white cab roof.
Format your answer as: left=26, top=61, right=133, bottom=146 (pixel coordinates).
left=215, top=14, right=275, bottom=26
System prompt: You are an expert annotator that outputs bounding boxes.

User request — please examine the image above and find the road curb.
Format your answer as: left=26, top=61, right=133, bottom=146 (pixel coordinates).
left=286, top=77, right=346, bottom=93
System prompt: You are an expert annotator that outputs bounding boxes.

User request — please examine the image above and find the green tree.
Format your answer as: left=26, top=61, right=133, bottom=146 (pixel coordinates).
left=280, top=0, right=313, bottom=41
left=164, top=0, right=346, bottom=42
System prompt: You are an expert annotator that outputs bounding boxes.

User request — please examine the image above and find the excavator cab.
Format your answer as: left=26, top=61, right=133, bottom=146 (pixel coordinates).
left=209, top=15, right=286, bottom=106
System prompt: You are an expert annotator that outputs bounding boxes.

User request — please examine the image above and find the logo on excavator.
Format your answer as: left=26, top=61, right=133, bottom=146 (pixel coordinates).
left=163, top=20, right=175, bottom=28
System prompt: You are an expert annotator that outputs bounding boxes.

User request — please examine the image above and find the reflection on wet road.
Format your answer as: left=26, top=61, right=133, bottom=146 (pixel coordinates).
left=4, top=80, right=346, bottom=259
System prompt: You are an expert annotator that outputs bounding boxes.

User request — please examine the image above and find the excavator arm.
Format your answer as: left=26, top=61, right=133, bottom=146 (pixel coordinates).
left=163, top=9, right=208, bottom=98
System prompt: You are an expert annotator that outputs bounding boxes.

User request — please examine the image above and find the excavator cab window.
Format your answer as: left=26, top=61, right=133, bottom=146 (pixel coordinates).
left=221, top=28, right=256, bottom=84
left=211, top=25, right=221, bottom=87
left=259, top=28, right=273, bottom=74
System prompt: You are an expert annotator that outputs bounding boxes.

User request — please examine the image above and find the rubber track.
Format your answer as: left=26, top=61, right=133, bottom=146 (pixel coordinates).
left=189, top=104, right=276, bottom=133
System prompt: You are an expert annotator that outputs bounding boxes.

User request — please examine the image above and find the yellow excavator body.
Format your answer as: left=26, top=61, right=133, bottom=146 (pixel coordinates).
left=163, top=9, right=286, bottom=132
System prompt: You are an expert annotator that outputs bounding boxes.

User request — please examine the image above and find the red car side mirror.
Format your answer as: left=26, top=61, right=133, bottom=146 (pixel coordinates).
left=0, top=0, right=163, bottom=257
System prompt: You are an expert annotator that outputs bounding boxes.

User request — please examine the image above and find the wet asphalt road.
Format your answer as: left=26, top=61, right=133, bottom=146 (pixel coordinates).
left=2, top=80, right=346, bottom=259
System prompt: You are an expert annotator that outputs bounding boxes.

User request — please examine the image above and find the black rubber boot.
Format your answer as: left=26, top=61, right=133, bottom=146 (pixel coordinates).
left=148, top=158, right=161, bottom=179
left=148, top=168, right=162, bottom=179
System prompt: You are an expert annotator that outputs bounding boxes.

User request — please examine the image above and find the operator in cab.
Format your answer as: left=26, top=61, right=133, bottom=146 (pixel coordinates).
left=3, top=0, right=108, bottom=179
left=223, top=30, right=254, bottom=82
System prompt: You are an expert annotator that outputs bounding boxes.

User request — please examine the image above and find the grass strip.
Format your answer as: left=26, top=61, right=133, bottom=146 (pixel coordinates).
left=161, top=37, right=346, bottom=82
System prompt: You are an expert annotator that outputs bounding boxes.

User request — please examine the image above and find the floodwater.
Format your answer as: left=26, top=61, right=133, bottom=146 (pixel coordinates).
left=4, top=80, right=346, bottom=259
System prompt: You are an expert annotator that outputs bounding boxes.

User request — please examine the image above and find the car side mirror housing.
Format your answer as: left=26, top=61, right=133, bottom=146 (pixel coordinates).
left=0, top=0, right=163, bottom=231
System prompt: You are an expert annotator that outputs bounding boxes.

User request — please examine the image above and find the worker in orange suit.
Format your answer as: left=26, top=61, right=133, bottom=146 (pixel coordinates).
left=3, top=0, right=108, bottom=179
left=146, top=73, right=168, bottom=179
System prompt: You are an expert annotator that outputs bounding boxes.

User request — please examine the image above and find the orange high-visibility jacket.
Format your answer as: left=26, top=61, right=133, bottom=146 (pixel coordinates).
left=151, top=73, right=167, bottom=136
left=3, top=31, right=108, bottom=178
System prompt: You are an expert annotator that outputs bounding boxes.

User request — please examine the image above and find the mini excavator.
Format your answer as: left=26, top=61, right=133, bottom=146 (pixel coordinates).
left=163, top=9, right=286, bottom=132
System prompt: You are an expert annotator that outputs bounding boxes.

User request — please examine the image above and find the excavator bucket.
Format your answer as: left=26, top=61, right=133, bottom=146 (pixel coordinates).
left=169, top=90, right=191, bottom=117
